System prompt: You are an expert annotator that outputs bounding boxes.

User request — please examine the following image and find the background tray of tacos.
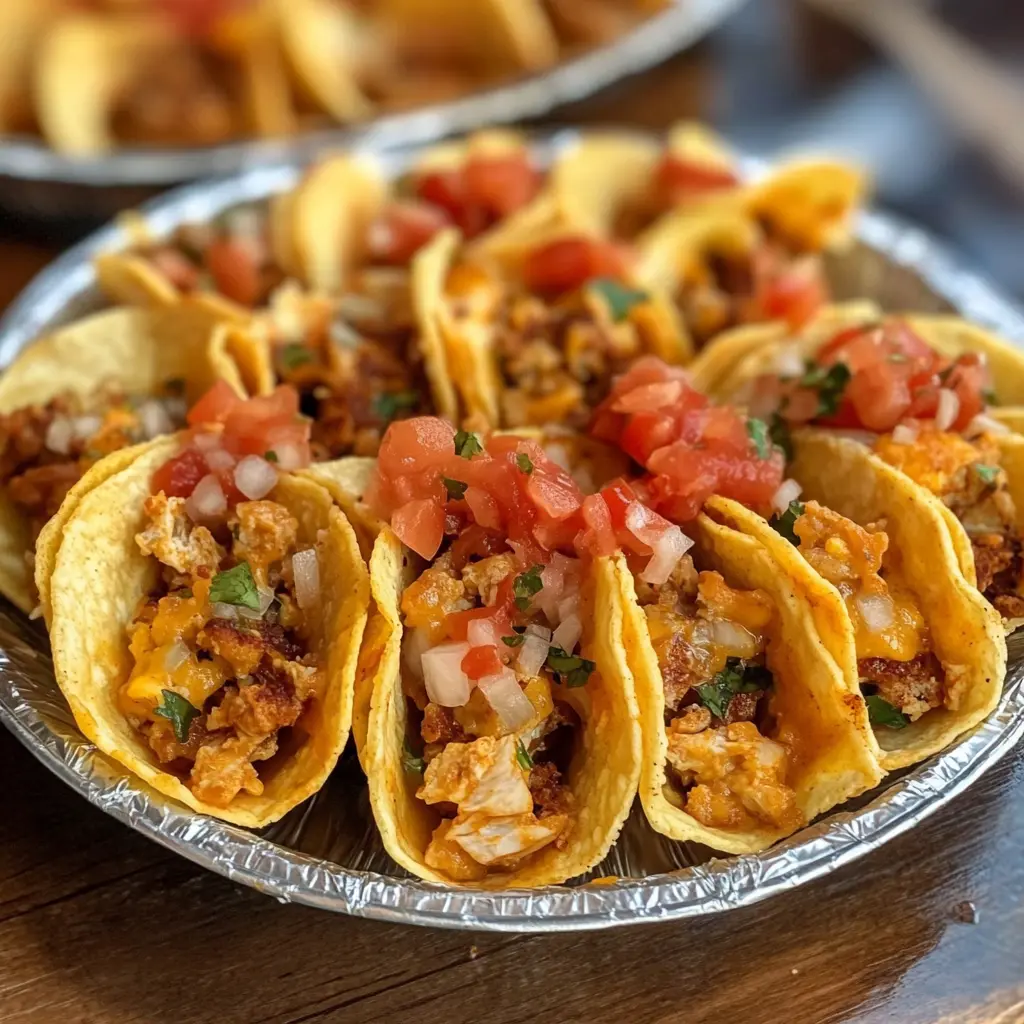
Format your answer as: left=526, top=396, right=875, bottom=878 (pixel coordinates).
left=1, top=127, right=1023, bottom=927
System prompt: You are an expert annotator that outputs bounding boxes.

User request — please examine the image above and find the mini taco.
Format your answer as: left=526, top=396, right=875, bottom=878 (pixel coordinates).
left=355, top=416, right=641, bottom=885
left=0, top=302, right=254, bottom=615
left=589, top=356, right=1005, bottom=771
left=718, top=312, right=1024, bottom=632
left=43, top=384, right=369, bottom=827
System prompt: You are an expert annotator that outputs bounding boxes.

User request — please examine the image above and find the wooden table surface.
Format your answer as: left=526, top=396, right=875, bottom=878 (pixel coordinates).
left=3, top=28, right=1024, bottom=1023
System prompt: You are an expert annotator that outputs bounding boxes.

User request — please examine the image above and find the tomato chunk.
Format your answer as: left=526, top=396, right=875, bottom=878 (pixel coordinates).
left=187, top=379, right=243, bottom=427
left=205, top=238, right=262, bottom=307
left=522, top=237, right=633, bottom=296
left=151, top=447, right=209, bottom=498
left=461, top=644, right=503, bottom=680
left=368, top=201, right=450, bottom=266
left=655, top=154, right=740, bottom=206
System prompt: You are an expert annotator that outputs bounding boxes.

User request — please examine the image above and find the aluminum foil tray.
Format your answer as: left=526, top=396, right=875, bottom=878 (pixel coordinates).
left=0, top=0, right=745, bottom=225
left=1, top=133, right=1023, bottom=932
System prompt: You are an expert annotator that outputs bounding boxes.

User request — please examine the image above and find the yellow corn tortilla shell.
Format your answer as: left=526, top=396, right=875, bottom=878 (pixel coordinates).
left=0, top=303, right=248, bottom=613
left=364, top=530, right=641, bottom=885
left=786, top=429, right=1006, bottom=768
left=47, top=438, right=369, bottom=827
left=289, top=153, right=387, bottom=293
left=274, top=0, right=374, bottom=124
left=301, top=457, right=382, bottom=560
left=0, top=0, right=57, bottom=132
left=235, top=11, right=298, bottom=138
left=618, top=507, right=882, bottom=854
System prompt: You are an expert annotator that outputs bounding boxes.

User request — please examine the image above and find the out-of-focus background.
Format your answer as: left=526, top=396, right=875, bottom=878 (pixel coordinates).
left=559, top=0, right=1024, bottom=296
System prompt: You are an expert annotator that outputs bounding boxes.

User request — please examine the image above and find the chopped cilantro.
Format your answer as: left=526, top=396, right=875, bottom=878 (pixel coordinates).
left=280, top=343, right=313, bottom=371
left=865, top=695, right=909, bottom=729
left=973, top=463, right=1000, bottom=486
left=153, top=689, right=199, bottom=743
left=801, top=361, right=851, bottom=417
left=454, top=430, right=483, bottom=459
left=264, top=450, right=279, bottom=463
left=374, top=390, right=420, bottom=423
left=588, top=278, right=649, bottom=322
left=402, top=741, right=426, bottom=774
left=443, top=477, right=468, bottom=500
left=515, top=740, right=534, bottom=771
left=983, top=388, right=997, bottom=405
left=516, top=452, right=534, bottom=475
left=770, top=499, right=806, bottom=546
left=696, top=658, right=772, bottom=720
left=513, top=565, right=544, bottom=611
left=769, top=413, right=793, bottom=461
left=746, top=417, right=773, bottom=460
left=209, top=561, right=260, bottom=610
left=546, top=646, right=595, bottom=688
left=502, top=634, right=526, bottom=648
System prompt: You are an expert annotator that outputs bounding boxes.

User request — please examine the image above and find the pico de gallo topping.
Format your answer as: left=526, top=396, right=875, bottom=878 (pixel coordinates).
left=367, top=416, right=689, bottom=879
left=589, top=356, right=787, bottom=523
left=747, top=320, right=1024, bottom=621
left=135, top=205, right=284, bottom=308
left=265, top=280, right=432, bottom=459
left=0, top=381, right=187, bottom=565
left=120, top=380, right=322, bottom=809
left=634, top=547, right=801, bottom=833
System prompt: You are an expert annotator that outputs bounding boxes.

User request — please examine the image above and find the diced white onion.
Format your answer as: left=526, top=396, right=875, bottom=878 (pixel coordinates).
left=711, top=619, right=758, bottom=658
left=421, top=641, right=472, bottom=707
left=525, top=623, right=552, bottom=642
left=557, top=594, right=579, bottom=625
left=137, top=400, right=174, bottom=439
left=71, top=414, right=102, bottom=440
left=891, top=422, right=919, bottom=446
left=185, top=474, right=226, bottom=521
left=292, top=547, right=320, bottom=611
left=193, top=431, right=221, bottom=453
left=366, top=219, right=394, bottom=258
left=935, top=388, right=960, bottom=431
left=269, top=442, right=304, bottom=472
left=211, top=601, right=239, bottom=620
left=234, top=455, right=278, bottom=500
left=856, top=593, right=895, bottom=633
left=225, top=206, right=263, bottom=244
left=516, top=633, right=549, bottom=679
left=45, top=417, right=73, bottom=455
left=773, top=344, right=805, bottom=378
left=771, top=478, right=802, bottom=515
left=965, top=413, right=1010, bottom=438
left=237, top=585, right=277, bottom=621
left=639, top=525, right=693, bottom=585
left=205, top=447, right=236, bottom=471
left=477, top=669, right=535, bottom=731
left=552, top=614, right=582, bottom=654
left=538, top=554, right=580, bottom=623
left=337, top=292, right=384, bottom=324
left=329, top=318, right=363, bottom=351
left=543, top=443, right=570, bottom=471
left=163, top=639, right=191, bottom=672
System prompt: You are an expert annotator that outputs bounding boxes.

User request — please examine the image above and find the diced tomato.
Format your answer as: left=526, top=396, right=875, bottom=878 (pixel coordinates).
left=151, top=447, right=209, bottom=498
left=415, top=169, right=475, bottom=231
left=392, top=498, right=446, bottom=560
left=577, top=494, right=616, bottom=558
left=368, top=201, right=450, bottom=266
left=463, top=487, right=501, bottom=531
left=944, top=353, right=989, bottom=429
left=526, top=467, right=583, bottom=521
left=462, top=153, right=541, bottom=220
left=377, top=416, right=456, bottom=480
left=205, top=238, right=262, bottom=307
left=446, top=605, right=498, bottom=642
left=654, top=154, right=740, bottom=207
left=756, top=256, right=827, bottom=330
left=844, top=361, right=912, bottom=432
left=449, top=525, right=506, bottom=572
left=522, top=237, right=634, bottom=297
left=149, top=247, right=201, bottom=292
left=187, top=379, right=244, bottom=427
left=461, top=644, right=504, bottom=680
left=221, top=386, right=309, bottom=464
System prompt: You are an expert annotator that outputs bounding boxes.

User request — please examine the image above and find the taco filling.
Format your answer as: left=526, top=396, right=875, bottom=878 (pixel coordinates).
left=748, top=319, right=1024, bottom=621
left=118, top=383, right=319, bottom=808
left=0, top=382, right=187, bottom=557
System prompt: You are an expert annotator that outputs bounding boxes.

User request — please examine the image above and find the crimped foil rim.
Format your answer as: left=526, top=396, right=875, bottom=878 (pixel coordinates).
left=0, top=0, right=745, bottom=187
left=1, top=131, right=1023, bottom=931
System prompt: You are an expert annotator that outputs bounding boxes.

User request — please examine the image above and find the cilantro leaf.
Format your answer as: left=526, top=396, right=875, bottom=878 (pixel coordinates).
left=264, top=450, right=279, bottom=463
left=546, top=645, right=595, bottom=687
left=801, top=361, right=851, bottom=417
left=589, top=278, right=648, bottom=322
left=516, top=452, right=534, bottom=475
left=454, top=430, right=483, bottom=459
left=746, top=418, right=772, bottom=460
left=374, top=390, right=420, bottom=423
left=402, top=741, right=426, bottom=774
left=443, top=477, right=468, bottom=500
left=973, top=463, right=1000, bottom=486
left=209, top=562, right=260, bottom=610
left=769, top=413, right=793, bottom=462
left=515, top=740, right=534, bottom=771
left=770, top=499, right=805, bottom=546
left=153, top=689, right=199, bottom=743
left=502, top=634, right=526, bottom=648
left=696, top=658, right=772, bottom=720
left=513, top=565, right=544, bottom=611
left=280, top=343, right=313, bottom=371
left=865, top=695, right=909, bottom=730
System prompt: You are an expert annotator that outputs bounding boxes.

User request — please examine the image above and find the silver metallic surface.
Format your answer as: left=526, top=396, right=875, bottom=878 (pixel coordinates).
left=1, top=131, right=1022, bottom=931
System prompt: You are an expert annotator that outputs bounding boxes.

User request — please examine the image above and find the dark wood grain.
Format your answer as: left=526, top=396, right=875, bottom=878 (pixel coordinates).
left=3, top=29, right=1024, bottom=1024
